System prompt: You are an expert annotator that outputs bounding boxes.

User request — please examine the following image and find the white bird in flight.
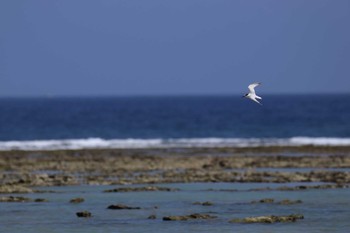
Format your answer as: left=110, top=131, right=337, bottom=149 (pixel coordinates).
left=243, top=82, right=262, bottom=105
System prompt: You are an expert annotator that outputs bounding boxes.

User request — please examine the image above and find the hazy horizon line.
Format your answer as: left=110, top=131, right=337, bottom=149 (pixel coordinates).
left=0, top=92, right=349, bottom=99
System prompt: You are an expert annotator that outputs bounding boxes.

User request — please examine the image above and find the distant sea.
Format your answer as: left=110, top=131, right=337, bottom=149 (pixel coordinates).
left=0, top=94, right=349, bottom=150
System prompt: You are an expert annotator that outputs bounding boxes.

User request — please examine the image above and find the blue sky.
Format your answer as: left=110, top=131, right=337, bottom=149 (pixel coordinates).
left=1, top=0, right=349, bottom=96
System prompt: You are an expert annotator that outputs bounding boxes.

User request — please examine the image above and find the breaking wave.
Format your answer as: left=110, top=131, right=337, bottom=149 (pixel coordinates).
left=0, top=137, right=350, bottom=151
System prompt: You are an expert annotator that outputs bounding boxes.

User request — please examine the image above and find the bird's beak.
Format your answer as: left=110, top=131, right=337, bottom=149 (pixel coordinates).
left=241, top=95, right=245, bottom=98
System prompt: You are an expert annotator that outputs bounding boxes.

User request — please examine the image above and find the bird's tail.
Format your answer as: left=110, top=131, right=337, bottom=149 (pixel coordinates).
left=252, top=98, right=262, bottom=105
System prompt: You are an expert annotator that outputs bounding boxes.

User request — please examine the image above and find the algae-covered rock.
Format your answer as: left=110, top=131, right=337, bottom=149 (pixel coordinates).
left=251, top=198, right=274, bottom=204
left=193, top=201, right=213, bottom=206
left=0, top=196, right=31, bottom=202
left=0, top=185, right=33, bottom=194
left=70, top=197, right=85, bottom=203
left=250, top=198, right=302, bottom=205
left=229, top=214, right=304, bottom=223
left=278, top=199, right=302, bottom=205
left=163, top=213, right=217, bottom=221
left=104, top=186, right=179, bottom=193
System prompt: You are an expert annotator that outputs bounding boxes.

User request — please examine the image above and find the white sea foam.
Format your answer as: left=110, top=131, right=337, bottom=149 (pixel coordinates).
left=0, top=137, right=350, bottom=151
left=289, top=137, right=350, bottom=146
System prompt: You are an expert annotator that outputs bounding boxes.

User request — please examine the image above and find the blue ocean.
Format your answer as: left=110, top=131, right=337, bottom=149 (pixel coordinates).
left=0, top=94, right=349, bottom=150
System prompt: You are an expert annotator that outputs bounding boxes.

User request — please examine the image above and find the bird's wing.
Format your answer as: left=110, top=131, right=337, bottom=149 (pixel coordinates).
left=248, top=82, right=261, bottom=94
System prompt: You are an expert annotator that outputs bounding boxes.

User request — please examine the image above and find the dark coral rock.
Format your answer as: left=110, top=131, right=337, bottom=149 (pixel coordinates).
left=76, top=211, right=92, bottom=217
left=148, top=215, right=157, bottom=219
left=107, top=204, right=141, bottom=210
left=34, top=198, right=48, bottom=202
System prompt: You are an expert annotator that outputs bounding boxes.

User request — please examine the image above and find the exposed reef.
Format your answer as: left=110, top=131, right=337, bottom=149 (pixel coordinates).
left=0, top=147, right=349, bottom=191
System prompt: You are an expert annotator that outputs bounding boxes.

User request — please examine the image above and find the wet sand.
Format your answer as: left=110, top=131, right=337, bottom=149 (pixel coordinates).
left=1, top=146, right=350, bottom=192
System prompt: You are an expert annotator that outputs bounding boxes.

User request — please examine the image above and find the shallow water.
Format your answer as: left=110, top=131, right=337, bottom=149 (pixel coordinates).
left=1, top=183, right=349, bottom=233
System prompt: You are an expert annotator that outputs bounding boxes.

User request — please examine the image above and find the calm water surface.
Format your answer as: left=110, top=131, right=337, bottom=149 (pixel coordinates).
left=1, top=183, right=349, bottom=233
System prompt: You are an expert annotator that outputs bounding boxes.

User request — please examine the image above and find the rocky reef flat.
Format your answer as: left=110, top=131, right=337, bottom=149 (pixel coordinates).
left=0, top=146, right=349, bottom=191
left=1, top=147, right=350, bottom=232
